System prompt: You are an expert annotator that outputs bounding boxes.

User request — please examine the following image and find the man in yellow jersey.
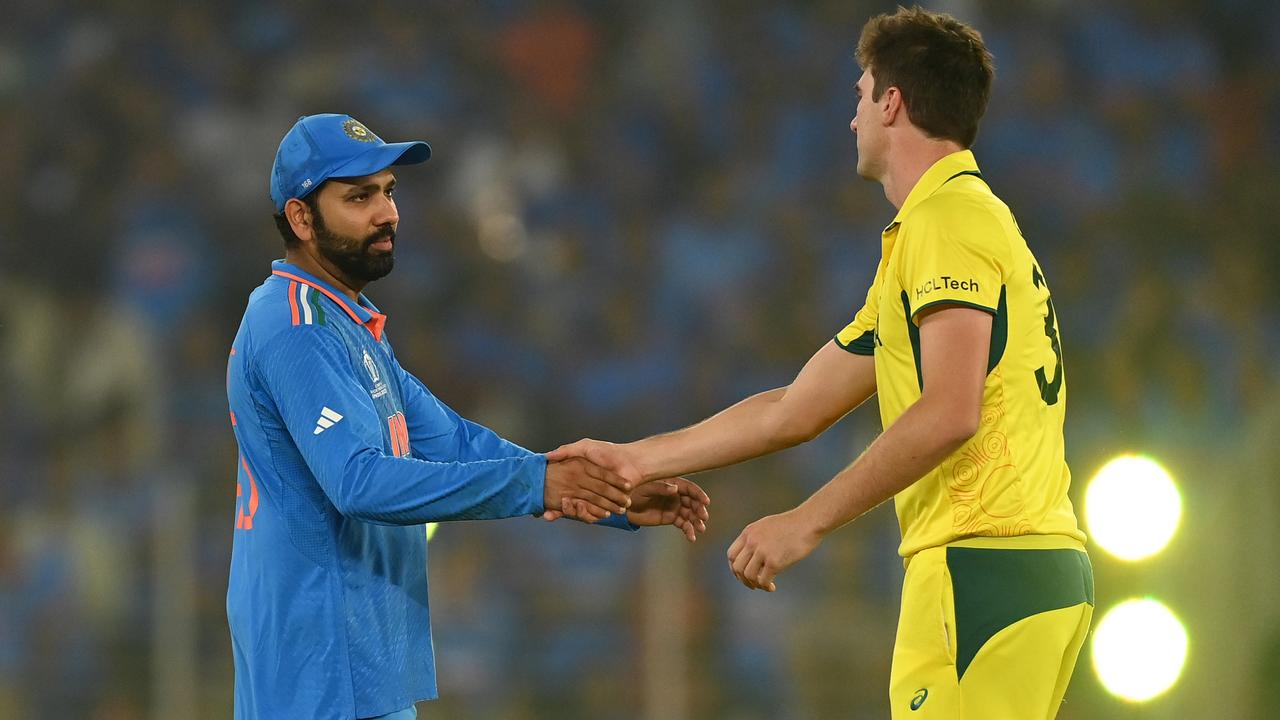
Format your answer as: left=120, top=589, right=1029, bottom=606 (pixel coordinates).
left=548, top=6, right=1093, bottom=719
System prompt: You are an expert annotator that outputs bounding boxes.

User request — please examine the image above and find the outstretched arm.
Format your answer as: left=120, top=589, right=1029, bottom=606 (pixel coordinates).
left=392, top=351, right=633, bottom=520
left=727, top=305, right=992, bottom=591
left=255, top=327, right=633, bottom=525
left=547, top=341, right=877, bottom=483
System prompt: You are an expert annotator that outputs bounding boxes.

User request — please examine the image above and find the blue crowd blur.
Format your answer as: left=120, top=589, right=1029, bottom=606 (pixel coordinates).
left=2, top=1, right=1278, bottom=718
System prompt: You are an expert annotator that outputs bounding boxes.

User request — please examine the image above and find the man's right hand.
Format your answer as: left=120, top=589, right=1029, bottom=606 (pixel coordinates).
left=543, top=457, right=633, bottom=522
left=546, top=439, right=645, bottom=485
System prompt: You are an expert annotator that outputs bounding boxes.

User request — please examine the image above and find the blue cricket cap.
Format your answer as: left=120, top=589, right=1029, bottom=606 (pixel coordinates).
left=270, top=113, right=431, bottom=212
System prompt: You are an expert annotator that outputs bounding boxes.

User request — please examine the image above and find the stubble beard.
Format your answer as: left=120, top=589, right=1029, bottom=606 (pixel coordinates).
left=855, top=137, right=883, bottom=182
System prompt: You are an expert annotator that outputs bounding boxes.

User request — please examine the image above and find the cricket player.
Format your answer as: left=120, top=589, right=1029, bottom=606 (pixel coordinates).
left=225, top=113, right=710, bottom=719
left=551, top=8, right=1093, bottom=718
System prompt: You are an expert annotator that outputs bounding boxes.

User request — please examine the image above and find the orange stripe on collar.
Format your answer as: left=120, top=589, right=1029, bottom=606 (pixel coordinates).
left=287, top=281, right=301, bottom=326
left=364, top=312, right=386, bottom=343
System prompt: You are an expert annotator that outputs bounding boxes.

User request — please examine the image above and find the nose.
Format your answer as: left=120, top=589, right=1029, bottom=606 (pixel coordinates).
left=373, top=192, right=399, bottom=227
left=850, top=116, right=858, bottom=134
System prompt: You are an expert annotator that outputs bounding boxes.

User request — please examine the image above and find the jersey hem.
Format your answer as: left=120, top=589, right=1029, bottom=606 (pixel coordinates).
left=909, top=298, right=997, bottom=324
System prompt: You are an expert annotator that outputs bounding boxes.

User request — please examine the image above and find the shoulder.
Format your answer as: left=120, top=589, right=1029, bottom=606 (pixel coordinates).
left=242, top=277, right=348, bottom=364
left=902, top=185, right=1014, bottom=255
left=908, top=178, right=1003, bottom=225
left=244, top=276, right=336, bottom=341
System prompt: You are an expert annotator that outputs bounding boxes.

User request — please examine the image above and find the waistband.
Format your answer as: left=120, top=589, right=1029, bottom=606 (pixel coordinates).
left=904, top=533, right=1087, bottom=569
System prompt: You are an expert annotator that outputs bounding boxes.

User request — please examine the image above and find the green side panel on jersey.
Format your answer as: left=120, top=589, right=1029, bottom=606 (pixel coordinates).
left=898, top=284, right=1007, bottom=388
left=987, top=285, right=1007, bottom=373
left=900, top=291, right=923, bottom=391
left=947, top=547, right=1095, bottom=681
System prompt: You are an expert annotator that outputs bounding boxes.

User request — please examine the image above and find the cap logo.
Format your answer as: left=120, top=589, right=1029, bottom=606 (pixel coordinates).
left=343, top=119, right=379, bottom=143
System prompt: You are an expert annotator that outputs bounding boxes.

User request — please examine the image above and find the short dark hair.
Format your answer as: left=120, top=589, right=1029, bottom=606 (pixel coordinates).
left=272, top=191, right=323, bottom=248
left=856, top=6, right=995, bottom=147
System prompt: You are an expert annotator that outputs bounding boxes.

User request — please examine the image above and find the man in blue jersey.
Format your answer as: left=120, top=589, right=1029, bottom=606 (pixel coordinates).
left=226, top=114, right=710, bottom=720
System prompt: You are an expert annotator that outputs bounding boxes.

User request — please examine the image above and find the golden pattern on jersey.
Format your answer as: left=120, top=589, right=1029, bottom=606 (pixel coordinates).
left=945, top=371, right=1033, bottom=537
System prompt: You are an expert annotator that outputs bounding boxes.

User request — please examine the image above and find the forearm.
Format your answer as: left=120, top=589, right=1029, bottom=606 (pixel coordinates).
left=631, top=388, right=802, bottom=481
left=797, top=396, right=974, bottom=537
left=325, top=449, right=546, bottom=525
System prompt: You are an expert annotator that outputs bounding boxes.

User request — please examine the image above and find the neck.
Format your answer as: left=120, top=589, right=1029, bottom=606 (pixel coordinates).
left=285, top=247, right=364, bottom=302
left=882, top=136, right=966, bottom=210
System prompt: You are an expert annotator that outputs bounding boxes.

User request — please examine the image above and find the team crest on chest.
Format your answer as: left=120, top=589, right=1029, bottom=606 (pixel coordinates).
left=363, top=349, right=389, bottom=399
left=362, top=349, right=381, bottom=383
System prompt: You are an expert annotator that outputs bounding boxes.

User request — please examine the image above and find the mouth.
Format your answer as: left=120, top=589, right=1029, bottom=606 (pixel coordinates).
left=366, top=231, right=395, bottom=252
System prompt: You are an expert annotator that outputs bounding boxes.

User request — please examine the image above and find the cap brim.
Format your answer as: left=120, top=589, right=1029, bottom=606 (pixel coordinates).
left=328, top=140, right=432, bottom=180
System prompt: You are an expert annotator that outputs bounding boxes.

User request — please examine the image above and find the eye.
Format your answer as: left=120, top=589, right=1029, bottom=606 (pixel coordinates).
left=348, top=193, right=368, bottom=203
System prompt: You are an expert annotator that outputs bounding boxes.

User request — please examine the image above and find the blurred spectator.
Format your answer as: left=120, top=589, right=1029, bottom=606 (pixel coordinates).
left=3, top=1, right=1278, bottom=717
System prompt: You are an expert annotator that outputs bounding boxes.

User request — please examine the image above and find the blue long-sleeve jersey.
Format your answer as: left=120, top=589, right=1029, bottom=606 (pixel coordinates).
left=225, top=261, right=630, bottom=719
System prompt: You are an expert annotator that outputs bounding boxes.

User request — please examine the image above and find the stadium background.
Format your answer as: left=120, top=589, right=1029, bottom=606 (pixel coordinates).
left=2, top=0, right=1279, bottom=717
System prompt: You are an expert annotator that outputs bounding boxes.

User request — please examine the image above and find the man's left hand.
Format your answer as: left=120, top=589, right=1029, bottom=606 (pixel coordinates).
left=621, top=477, right=710, bottom=541
left=543, top=477, right=710, bottom=542
left=726, top=509, right=823, bottom=592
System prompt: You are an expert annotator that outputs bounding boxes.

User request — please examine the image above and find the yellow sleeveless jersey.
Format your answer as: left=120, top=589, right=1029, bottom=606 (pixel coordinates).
left=836, top=150, right=1085, bottom=558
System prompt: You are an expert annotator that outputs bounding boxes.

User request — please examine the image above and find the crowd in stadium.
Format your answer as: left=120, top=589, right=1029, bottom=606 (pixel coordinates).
left=2, top=1, right=1278, bottom=717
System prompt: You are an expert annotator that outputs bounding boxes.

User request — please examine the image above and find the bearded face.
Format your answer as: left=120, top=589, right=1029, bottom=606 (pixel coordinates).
left=312, top=206, right=396, bottom=283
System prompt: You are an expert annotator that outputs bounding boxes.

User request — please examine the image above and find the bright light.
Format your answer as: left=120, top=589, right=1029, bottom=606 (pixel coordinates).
left=1085, top=454, right=1181, bottom=561
left=1092, top=598, right=1188, bottom=702
left=426, top=523, right=438, bottom=541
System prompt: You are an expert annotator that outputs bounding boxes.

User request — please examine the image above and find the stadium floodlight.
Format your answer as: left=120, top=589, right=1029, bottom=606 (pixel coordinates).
left=1092, top=598, right=1188, bottom=702
left=1085, top=454, right=1181, bottom=561
left=426, top=523, right=438, bottom=541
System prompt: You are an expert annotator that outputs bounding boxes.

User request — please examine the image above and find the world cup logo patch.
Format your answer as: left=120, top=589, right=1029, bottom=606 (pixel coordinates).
left=343, top=119, right=379, bottom=143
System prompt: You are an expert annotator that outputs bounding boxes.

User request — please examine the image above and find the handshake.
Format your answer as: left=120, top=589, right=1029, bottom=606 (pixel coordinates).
left=540, top=439, right=709, bottom=543
left=541, top=437, right=826, bottom=593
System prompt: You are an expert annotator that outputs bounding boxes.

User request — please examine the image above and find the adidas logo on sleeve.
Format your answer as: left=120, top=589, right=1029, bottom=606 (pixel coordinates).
left=313, top=407, right=344, bottom=435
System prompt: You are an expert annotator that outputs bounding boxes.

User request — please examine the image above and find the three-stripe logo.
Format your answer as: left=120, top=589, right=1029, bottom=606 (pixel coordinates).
left=314, top=406, right=344, bottom=435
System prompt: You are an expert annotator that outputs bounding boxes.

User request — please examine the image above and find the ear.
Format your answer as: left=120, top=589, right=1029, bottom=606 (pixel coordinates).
left=881, top=86, right=904, bottom=126
left=285, top=198, right=315, bottom=243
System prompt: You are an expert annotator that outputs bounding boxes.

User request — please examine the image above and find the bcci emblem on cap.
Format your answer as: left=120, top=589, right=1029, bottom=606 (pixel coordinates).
left=343, top=119, right=379, bottom=143
left=269, top=113, right=431, bottom=212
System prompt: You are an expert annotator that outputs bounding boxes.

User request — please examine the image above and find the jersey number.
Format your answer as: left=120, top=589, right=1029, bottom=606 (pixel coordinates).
left=1031, top=264, right=1063, bottom=405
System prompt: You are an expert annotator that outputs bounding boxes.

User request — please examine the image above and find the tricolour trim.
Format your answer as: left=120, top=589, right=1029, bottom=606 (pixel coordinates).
left=273, top=269, right=382, bottom=340
left=275, top=270, right=363, bottom=324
